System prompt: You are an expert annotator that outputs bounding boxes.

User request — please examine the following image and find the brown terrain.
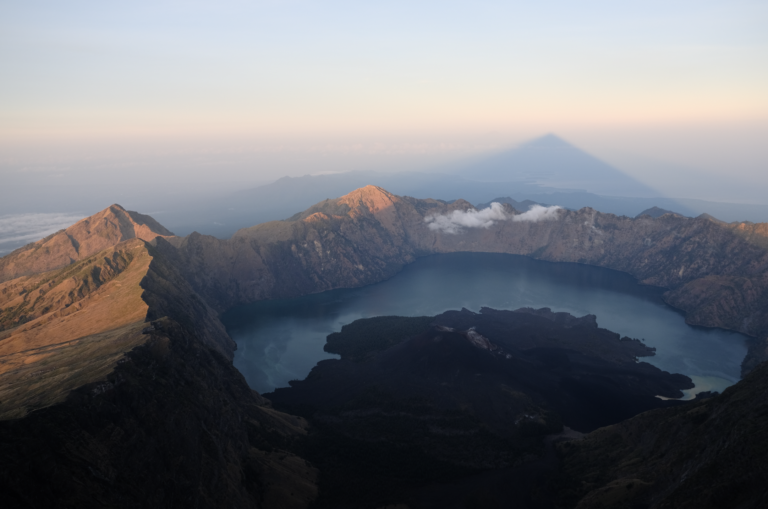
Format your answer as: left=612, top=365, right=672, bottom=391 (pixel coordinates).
left=0, top=204, right=173, bottom=283
left=0, top=207, right=318, bottom=507
left=1, top=186, right=768, bottom=507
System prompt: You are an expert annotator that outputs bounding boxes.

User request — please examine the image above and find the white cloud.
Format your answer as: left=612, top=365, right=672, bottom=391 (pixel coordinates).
left=425, top=202, right=509, bottom=234
left=425, top=202, right=563, bottom=234
left=512, top=204, right=563, bottom=222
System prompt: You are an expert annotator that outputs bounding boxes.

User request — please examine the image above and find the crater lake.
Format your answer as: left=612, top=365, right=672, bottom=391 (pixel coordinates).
left=222, top=252, right=748, bottom=396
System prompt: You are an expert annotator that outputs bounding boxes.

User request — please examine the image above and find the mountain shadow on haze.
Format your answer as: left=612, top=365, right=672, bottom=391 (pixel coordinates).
left=454, top=134, right=662, bottom=199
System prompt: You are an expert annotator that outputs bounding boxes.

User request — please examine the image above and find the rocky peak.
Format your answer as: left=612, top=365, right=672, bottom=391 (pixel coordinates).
left=337, top=185, right=403, bottom=233
left=0, top=205, right=174, bottom=282
left=338, top=185, right=399, bottom=212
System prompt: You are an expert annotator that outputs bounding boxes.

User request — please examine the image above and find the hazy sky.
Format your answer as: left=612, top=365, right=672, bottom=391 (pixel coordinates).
left=1, top=0, right=767, bottom=203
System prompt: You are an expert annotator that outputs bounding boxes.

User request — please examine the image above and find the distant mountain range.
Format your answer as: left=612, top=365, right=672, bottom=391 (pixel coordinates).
left=3, top=134, right=768, bottom=253
left=151, top=170, right=768, bottom=240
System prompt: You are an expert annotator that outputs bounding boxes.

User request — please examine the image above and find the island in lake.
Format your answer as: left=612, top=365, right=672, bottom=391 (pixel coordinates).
left=266, top=307, right=695, bottom=507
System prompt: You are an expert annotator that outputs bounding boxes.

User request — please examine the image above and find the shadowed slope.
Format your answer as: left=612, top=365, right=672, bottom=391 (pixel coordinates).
left=0, top=318, right=318, bottom=509
left=557, top=360, right=768, bottom=508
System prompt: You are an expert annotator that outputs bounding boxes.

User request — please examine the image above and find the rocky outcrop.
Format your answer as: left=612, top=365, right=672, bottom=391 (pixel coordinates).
left=154, top=186, right=435, bottom=311
left=0, top=204, right=173, bottom=283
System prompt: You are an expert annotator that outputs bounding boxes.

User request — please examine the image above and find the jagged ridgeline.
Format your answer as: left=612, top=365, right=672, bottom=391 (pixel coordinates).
left=0, top=186, right=767, bottom=508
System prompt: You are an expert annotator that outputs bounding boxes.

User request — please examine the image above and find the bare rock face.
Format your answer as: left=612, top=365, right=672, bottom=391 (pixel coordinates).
left=0, top=204, right=174, bottom=283
left=160, top=186, right=433, bottom=310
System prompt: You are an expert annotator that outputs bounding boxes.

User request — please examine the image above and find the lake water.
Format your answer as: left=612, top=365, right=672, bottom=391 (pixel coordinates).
left=222, top=252, right=748, bottom=396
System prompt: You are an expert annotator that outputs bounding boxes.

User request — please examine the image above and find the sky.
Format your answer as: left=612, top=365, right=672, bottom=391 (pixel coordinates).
left=1, top=0, right=767, bottom=206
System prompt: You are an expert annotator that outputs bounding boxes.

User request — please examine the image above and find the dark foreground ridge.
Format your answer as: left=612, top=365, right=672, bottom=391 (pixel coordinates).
left=0, top=318, right=317, bottom=508
left=556, top=360, right=768, bottom=508
left=267, top=308, right=696, bottom=507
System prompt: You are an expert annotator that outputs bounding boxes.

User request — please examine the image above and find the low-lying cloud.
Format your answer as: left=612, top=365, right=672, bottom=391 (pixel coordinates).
left=512, top=204, right=563, bottom=222
left=425, top=203, right=562, bottom=234
left=425, top=203, right=508, bottom=234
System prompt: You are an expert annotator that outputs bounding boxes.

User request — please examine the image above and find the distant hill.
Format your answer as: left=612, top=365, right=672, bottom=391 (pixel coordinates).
left=635, top=206, right=685, bottom=218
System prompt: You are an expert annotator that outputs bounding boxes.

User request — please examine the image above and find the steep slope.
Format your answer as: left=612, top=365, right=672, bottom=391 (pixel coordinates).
left=556, top=361, right=768, bottom=508
left=0, top=204, right=173, bottom=283
left=0, top=239, right=153, bottom=419
left=157, top=186, right=443, bottom=310
left=0, top=318, right=317, bottom=509
left=0, top=208, right=317, bottom=506
left=0, top=235, right=234, bottom=419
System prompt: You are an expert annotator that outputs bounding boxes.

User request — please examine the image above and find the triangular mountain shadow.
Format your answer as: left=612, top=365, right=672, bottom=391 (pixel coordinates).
left=453, top=134, right=661, bottom=199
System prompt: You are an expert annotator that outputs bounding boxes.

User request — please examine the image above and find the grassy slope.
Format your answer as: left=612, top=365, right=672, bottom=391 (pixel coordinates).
left=0, top=239, right=153, bottom=419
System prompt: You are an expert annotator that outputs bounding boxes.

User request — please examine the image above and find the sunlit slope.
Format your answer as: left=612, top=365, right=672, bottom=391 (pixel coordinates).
left=0, top=238, right=154, bottom=418
left=0, top=208, right=316, bottom=506
left=0, top=204, right=173, bottom=283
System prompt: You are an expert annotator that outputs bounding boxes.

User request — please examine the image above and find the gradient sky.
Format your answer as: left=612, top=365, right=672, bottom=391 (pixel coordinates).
left=1, top=0, right=767, bottom=201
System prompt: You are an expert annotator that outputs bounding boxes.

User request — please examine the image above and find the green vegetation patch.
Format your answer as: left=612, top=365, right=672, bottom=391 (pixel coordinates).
left=324, top=315, right=434, bottom=362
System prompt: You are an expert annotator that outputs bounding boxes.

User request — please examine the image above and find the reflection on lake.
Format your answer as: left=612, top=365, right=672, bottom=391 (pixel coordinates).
left=222, top=253, right=748, bottom=394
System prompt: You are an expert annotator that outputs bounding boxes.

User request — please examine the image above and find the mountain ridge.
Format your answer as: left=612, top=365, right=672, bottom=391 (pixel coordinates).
left=0, top=204, right=174, bottom=283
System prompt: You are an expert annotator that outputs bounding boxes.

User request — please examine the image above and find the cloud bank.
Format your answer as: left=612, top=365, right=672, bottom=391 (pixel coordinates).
left=0, top=212, right=84, bottom=254
left=425, top=203, right=562, bottom=234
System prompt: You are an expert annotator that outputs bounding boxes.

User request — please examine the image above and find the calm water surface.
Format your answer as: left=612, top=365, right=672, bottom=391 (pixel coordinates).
left=222, top=253, right=748, bottom=395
